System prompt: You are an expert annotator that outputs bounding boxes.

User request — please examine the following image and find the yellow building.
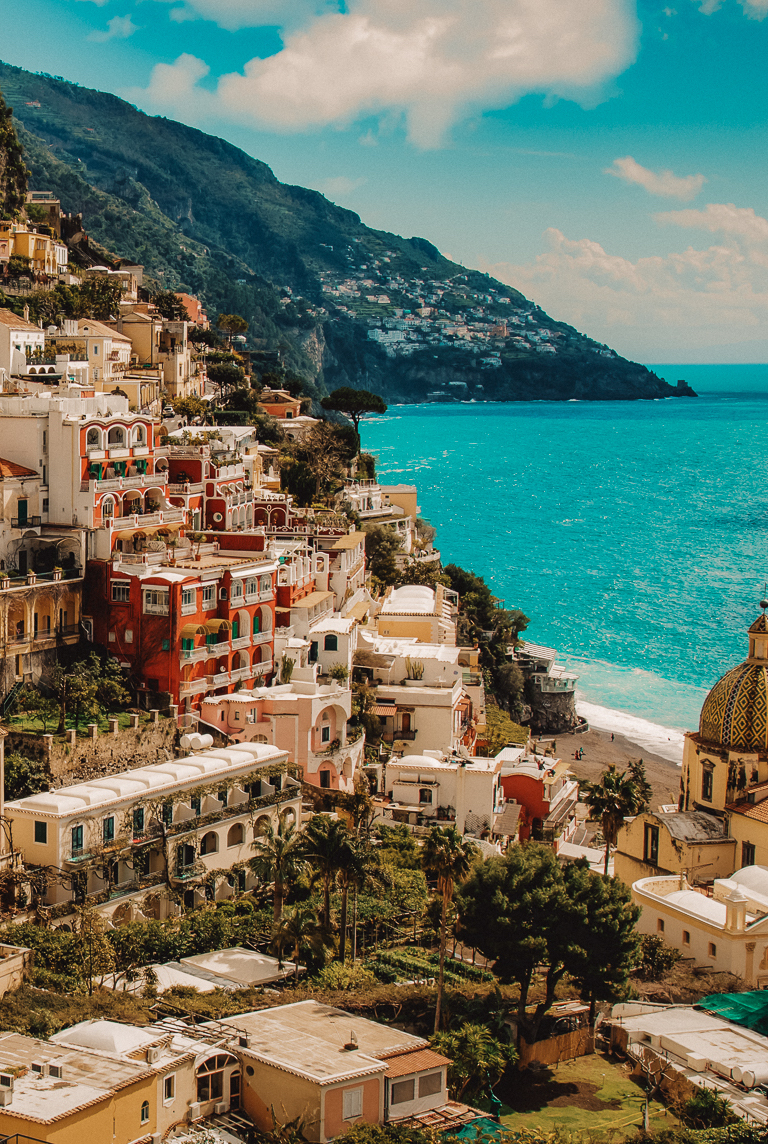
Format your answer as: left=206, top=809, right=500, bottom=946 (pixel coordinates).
left=620, top=611, right=768, bottom=886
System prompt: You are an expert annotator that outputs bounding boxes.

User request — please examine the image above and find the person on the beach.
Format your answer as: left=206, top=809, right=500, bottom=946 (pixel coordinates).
left=611, top=733, right=615, bottom=742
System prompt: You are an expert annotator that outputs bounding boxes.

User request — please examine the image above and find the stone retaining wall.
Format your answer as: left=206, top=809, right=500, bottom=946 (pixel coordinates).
left=7, top=716, right=180, bottom=784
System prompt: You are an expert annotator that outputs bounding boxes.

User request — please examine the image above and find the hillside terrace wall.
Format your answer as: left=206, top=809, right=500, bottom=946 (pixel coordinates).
left=7, top=717, right=179, bottom=783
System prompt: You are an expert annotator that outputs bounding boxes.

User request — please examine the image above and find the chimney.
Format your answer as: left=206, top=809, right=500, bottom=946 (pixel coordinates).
left=725, top=886, right=748, bottom=932
left=23, top=304, right=30, bottom=322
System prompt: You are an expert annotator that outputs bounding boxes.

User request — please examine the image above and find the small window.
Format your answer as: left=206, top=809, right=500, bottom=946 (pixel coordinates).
left=682, top=930, right=690, bottom=945
left=202, top=585, right=215, bottom=609
left=103, top=816, right=115, bottom=843
left=743, top=841, right=756, bottom=867
left=324, top=634, right=338, bottom=651
left=419, top=1072, right=443, bottom=1097
left=162, top=802, right=173, bottom=826
left=702, top=768, right=714, bottom=802
left=343, top=1087, right=363, bottom=1120
left=181, top=587, right=196, bottom=611
left=708, top=942, right=717, bottom=958
left=320, top=770, right=331, bottom=789
left=140, top=1100, right=149, bottom=1125
left=321, top=725, right=331, bottom=744
left=162, top=639, right=170, bottom=651
left=191, top=796, right=201, bottom=816
left=34, top=821, right=47, bottom=845
left=111, top=581, right=130, bottom=603
left=419, top=788, right=433, bottom=805
left=125, top=629, right=133, bottom=643
left=657, top=918, right=664, bottom=934
left=71, top=824, right=84, bottom=855
left=133, top=807, right=145, bottom=836
left=390, top=1079, right=415, bottom=1105
left=643, top=824, right=659, bottom=866
left=164, top=1074, right=175, bottom=1103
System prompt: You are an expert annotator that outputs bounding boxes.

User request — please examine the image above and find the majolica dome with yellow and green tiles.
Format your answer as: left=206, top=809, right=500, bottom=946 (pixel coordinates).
left=699, top=611, right=768, bottom=751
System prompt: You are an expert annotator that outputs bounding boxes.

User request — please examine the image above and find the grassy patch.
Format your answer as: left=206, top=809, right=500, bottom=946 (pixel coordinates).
left=495, top=1052, right=679, bottom=1139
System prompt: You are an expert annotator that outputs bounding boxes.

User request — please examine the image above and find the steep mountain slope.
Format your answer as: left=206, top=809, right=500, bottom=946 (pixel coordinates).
left=0, top=61, right=692, bottom=403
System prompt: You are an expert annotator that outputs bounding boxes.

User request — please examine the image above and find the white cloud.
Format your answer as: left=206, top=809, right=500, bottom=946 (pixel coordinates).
left=694, top=0, right=768, bottom=17
left=605, top=155, right=706, bottom=200
left=159, top=0, right=333, bottom=33
left=319, top=176, right=367, bottom=199
left=481, top=203, right=768, bottom=360
left=656, top=202, right=768, bottom=242
left=130, top=0, right=640, bottom=147
left=88, top=14, right=140, bottom=41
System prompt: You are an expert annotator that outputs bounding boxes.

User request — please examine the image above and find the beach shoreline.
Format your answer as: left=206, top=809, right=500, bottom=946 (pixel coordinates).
left=539, top=726, right=682, bottom=808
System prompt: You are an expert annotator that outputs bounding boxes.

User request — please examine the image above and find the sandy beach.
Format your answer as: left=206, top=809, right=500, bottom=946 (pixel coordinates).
left=538, top=726, right=682, bottom=809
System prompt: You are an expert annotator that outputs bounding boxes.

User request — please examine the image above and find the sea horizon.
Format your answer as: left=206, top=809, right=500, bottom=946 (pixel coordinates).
left=364, top=370, right=768, bottom=765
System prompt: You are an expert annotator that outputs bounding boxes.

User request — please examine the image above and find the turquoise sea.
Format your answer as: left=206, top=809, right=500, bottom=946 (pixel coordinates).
left=362, top=365, right=768, bottom=763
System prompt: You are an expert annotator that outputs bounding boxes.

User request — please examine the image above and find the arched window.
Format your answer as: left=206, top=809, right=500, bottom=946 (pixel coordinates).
left=227, top=823, right=244, bottom=847
left=200, top=831, right=219, bottom=855
left=86, top=427, right=100, bottom=448
left=253, top=613, right=260, bottom=634
left=140, top=1100, right=150, bottom=1125
left=102, top=497, right=114, bottom=518
left=196, top=1053, right=238, bottom=1104
left=107, top=426, right=125, bottom=446
left=134, top=425, right=145, bottom=446
left=324, top=634, right=338, bottom=651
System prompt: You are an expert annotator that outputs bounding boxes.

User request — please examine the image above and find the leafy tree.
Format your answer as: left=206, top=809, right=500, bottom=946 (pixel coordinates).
left=338, top=1124, right=435, bottom=1144
left=152, top=290, right=187, bottom=320
left=73, top=905, right=116, bottom=995
left=582, top=765, right=643, bottom=874
left=635, top=934, right=680, bottom=980
left=561, top=860, right=641, bottom=1023
left=375, top=824, right=421, bottom=871
left=338, top=839, right=367, bottom=964
left=7, top=253, right=31, bottom=278
left=250, top=818, right=305, bottom=924
left=44, top=652, right=128, bottom=734
left=169, top=395, right=210, bottom=422
left=364, top=526, right=402, bottom=587
left=396, top=561, right=449, bottom=589
left=312, top=962, right=377, bottom=991
left=4, top=752, right=48, bottom=802
left=302, top=814, right=351, bottom=929
left=188, top=325, right=221, bottom=348
left=208, top=360, right=245, bottom=393
left=421, top=826, right=476, bottom=1032
left=217, top=313, right=249, bottom=342
left=13, top=683, right=59, bottom=732
left=321, top=387, right=387, bottom=451
left=431, top=1022, right=515, bottom=1102
left=456, top=843, right=573, bottom=1044
left=292, top=421, right=353, bottom=502
left=483, top=704, right=528, bottom=756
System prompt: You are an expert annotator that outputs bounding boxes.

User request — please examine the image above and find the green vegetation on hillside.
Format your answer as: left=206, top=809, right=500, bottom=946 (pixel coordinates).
left=0, top=60, right=693, bottom=403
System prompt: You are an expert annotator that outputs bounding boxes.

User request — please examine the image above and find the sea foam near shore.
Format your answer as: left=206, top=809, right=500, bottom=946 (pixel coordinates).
left=576, top=700, right=685, bottom=765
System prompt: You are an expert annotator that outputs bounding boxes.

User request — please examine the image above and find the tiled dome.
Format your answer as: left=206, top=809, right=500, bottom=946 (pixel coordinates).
left=699, top=662, right=768, bottom=750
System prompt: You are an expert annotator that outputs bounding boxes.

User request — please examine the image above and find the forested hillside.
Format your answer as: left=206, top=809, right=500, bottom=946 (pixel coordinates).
left=0, top=61, right=693, bottom=403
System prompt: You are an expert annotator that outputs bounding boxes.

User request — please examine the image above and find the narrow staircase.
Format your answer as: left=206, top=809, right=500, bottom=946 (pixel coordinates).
left=1, top=680, right=22, bottom=718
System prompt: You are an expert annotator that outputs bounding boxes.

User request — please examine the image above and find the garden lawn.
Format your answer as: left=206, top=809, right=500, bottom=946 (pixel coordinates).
left=494, top=1051, right=679, bottom=1139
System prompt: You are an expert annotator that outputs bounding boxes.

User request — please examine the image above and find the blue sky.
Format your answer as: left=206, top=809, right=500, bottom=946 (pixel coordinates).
left=2, top=0, right=768, bottom=362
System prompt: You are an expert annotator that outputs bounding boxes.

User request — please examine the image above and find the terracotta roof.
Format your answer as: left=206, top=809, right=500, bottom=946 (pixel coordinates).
left=726, top=798, right=768, bottom=823
left=0, top=457, right=38, bottom=479
left=381, top=1048, right=452, bottom=1078
left=0, top=308, right=41, bottom=332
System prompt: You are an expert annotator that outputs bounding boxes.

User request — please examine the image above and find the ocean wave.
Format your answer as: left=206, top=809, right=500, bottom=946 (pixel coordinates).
left=576, top=700, right=685, bottom=765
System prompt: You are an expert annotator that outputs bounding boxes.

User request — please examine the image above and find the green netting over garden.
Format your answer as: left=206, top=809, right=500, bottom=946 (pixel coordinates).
left=697, top=991, right=768, bottom=1036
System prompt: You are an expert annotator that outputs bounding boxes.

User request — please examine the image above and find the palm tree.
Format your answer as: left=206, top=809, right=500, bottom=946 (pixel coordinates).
left=421, top=826, right=477, bottom=1033
left=337, top=839, right=367, bottom=964
left=273, top=905, right=326, bottom=978
left=582, top=765, right=642, bottom=875
left=249, top=817, right=305, bottom=924
left=302, top=814, right=351, bottom=930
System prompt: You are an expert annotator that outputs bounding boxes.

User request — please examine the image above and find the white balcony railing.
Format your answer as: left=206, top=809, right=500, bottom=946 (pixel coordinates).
left=167, top=482, right=204, bottom=495
left=179, top=677, right=209, bottom=695
left=206, top=640, right=230, bottom=656
left=230, top=667, right=252, bottom=683
left=208, top=672, right=230, bottom=686
left=180, top=646, right=208, bottom=665
left=231, top=635, right=251, bottom=650
left=252, top=629, right=273, bottom=646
